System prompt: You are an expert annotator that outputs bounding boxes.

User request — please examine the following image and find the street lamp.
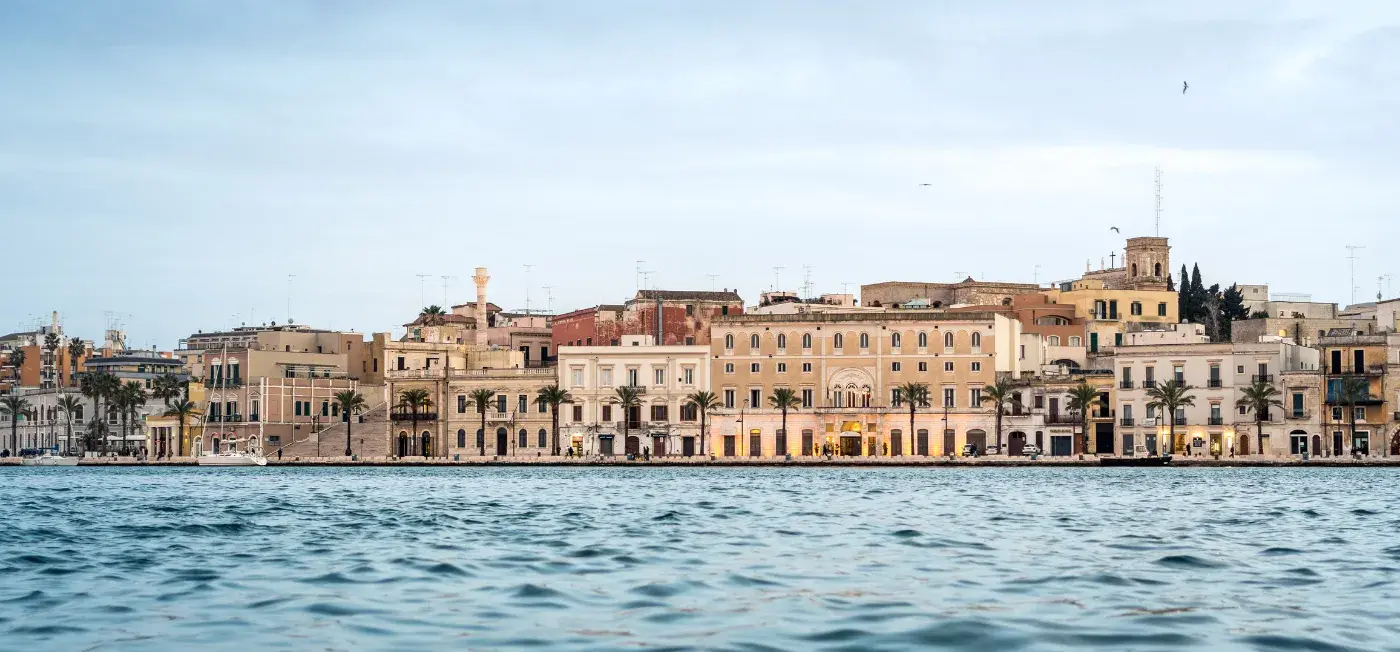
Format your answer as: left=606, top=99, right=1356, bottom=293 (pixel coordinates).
left=313, top=415, right=321, bottom=457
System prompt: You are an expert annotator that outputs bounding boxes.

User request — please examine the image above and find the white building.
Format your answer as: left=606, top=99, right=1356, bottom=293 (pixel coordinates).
left=557, top=335, right=710, bottom=457
left=1114, top=324, right=1320, bottom=457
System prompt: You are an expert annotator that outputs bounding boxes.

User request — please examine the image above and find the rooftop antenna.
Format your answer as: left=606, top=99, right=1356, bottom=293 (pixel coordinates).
left=841, top=281, right=853, bottom=296
left=1154, top=165, right=1163, bottom=236
left=641, top=270, right=655, bottom=291
left=1346, top=246, right=1364, bottom=305
left=706, top=274, right=719, bottom=291
left=542, top=286, right=554, bottom=314
left=440, top=275, right=457, bottom=307
left=1378, top=274, right=1394, bottom=301
left=635, top=261, right=646, bottom=293
left=772, top=266, right=785, bottom=292
left=522, top=264, right=534, bottom=314
left=415, top=274, right=430, bottom=309
left=802, top=265, right=814, bottom=300
left=1033, top=264, right=1042, bottom=286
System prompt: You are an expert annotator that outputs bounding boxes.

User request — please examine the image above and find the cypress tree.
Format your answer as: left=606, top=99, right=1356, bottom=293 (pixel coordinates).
left=1178, top=265, right=1192, bottom=321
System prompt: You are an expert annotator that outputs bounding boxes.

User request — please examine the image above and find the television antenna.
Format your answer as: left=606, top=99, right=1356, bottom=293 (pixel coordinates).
left=772, top=266, right=785, bottom=292
left=440, top=275, right=458, bottom=307
left=522, top=264, right=535, bottom=313
left=1154, top=165, right=1163, bottom=236
left=635, top=261, right=646, bottom=293
left=415, top=274, right=430, bottom=309
left=542, top=286, right=554, bottom=314
left=706, top=274, right=719, bottom=291
left=1346, top=246, right=1364, bottom=305
left=802, top=265, right=814, bottom=300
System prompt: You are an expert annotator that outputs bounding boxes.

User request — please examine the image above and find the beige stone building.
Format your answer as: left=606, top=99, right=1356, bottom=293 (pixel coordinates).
left=707, top=311, right=1021, bottom=458
left=557, top=335, right=710, bottom=457
left=860, top=278, right=1041, bottom=310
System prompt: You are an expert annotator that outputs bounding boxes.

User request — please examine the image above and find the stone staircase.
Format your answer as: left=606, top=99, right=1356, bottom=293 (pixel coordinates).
left=273, top=402, right=389, bottom=459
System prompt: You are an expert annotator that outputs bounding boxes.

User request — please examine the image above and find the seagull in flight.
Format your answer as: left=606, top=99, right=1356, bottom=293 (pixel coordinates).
left=1109, top=226, right=1120, bottom=233
left=1182, top=81, right=1188, bottom=94
left=919, top=183, right=932, bottom=187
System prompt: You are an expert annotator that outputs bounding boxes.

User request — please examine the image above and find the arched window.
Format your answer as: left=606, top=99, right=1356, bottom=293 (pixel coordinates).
left=1154, top=262, right=1162, bottom=277
left=859, top=333, right=869, bottom=349
left=944, top=331, right=954, bottom=348
left=519, top=428, right=529, bottom=447
left=538, top=429, right=547, bottom=448
left=750, top=334, right=760, bottom=349
left=834, top=333, right=844, bottom=349
left=971, top=332, right=982, bottom=348
left=476, top=428, right=485, bottom=448
left=1048, top=335, right=1061, bottom=346
left=1131, top=263, right=1138, bottom=277
left=917, top=332, right=928, bottom=348
left=457, top=429, right=466, bottom=448
left=777, top=334, right=787, bottom=349
left=891, top=333, right=902, bottom=348
left=1069, top=336, right=1082, bottom=347
left=802, top=333, right=812, bottom=349
left=725, top=334, right=734, bottom=349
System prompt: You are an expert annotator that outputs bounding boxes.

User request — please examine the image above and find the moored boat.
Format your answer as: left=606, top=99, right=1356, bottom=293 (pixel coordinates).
left=20, top=451, right=79, bottom=466
left=196, top=452, right=267, bottom=467
left=1101, top=455, right=1172, bottom=467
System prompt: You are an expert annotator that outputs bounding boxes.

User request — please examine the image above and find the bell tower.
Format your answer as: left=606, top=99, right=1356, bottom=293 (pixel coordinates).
left=1124, top=237, right=1170, bottom=289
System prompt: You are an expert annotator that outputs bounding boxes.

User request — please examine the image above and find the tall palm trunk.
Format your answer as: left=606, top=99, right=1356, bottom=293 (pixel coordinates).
left=410, top=410, right=419, bottom=457
left=699, top=409, right=707, bottom=456
left=479, top=410, right=487, bottom=456
left=177, top=415, right=186, bottom=457
left=995, top=407, right=1004, bottom=454
left=345, top=412, right=353, bottom=457
left=9, top=415, right=16, bottom=453
left=909, top=404, right=916, bottom=457
left=780, top=406, right=788, bottom=456
left=551, top=406, right=559, bottom=456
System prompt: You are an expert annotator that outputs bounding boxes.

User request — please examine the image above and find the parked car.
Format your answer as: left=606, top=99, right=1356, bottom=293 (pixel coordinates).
left=1021, top=445, right=1041, bottom=456
left=962, top=444, right=979, bottom=457
left=985, top=444, right=1001, bottom=455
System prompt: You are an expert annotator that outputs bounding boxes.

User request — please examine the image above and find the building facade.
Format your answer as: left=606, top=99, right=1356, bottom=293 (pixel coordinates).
left=552, top=290, right=744, bottom=349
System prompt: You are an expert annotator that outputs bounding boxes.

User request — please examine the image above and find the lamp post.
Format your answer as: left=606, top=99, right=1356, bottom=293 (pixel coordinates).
left=739, top=399, right=747, bottom=457
left=313, top=415, right=321, bottom=457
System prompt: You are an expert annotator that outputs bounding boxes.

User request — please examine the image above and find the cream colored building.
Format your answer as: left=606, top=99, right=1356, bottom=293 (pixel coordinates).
left=1114, top=324, right=1320, bottom=457
left=557, top=335, right=710, bottom=457
left=707, top=311, right=1021, bottom=458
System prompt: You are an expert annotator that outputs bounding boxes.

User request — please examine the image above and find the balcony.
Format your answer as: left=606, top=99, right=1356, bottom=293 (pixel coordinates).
left=1327, top=365, right=1384, bottom=377
left=1288, top=410, right=1310, bottom=420
left=1143, top=380, right=1157, bottom=389
left=1120, top=417, right=1135, bottom=426
left=1207, top=379, right=1223, bottom=388
left=385, top=368, right=446, bottom=380
left=1174, top=417, right=1187, bottom=426
left=208, top=377, right=244, bottom=387
left=1119, top=380, right=1134, bottom=390
left=1045, top=413, right=1080, bottom=425
left=390, top=411, right=439, bottom=421
left=1325, top=394, right=1385, bottom=406
left=1251, top=374, right=1274, bottom=383
left=1208, top=416, right=1224, bottom=426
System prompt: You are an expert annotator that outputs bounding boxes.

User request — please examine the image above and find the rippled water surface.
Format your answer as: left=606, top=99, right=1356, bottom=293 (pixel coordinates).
left=3, top=467, right=1399, bottom=651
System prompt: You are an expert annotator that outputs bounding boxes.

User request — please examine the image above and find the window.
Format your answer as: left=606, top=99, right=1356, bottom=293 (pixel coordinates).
left=458, top=395, right=467, bottom=413
left=1048, top=335, right=1060, bottom=346
left=602, top=405, right=613, bottom=422
left=944, top=332, right=954, bottom=348
left=943, top=388, right=955, bottom=408
left=396, top=356, right=405, bottom=371
left=570, top=368, right=584, bottom=387
left=892, top=389, right=903, bottom=407
left=1355, top=406, right=1366, bottom=420
left=971, top=362, right=981, bottom=372
left=970, top=388, right=982, bottom=405
left=1130, top=302, right=1142, bottom=316
left=1174, top=365, right=1185, bottom=383
left=802, top=333, right=812, bottom=349
left=777, top=362, right=787, bottom=373
left=1332, top=406, right=1343, bottom=421
left=834, top=334, right=844, bottom=349
left=1237, top=365, right=1245, bottom=374
left=538, top=429, right=547, bottom=448
left=680, top=404, right=697, bottom=421
left=749, top=388, right=761, bottom=408
left=572, top=405, right=583, bottom=421
left=654, top=368, right=665, bottom=385
left=918, top=361, right=928, bottom=372
left=1158, top=302, right=1168, bottom=316
left=1146, top=405, right=1157, bottom=419
left=891, top=362, right=901, bottom=372
left=971, top=332, right=981, bottom=348
left=518, top=394, right=528, bottom=413
left=724, top=389, right=736, bottom=409
left=801, top=388, right=813, bottom=408
left=724, top=363, right=735, bottom=374
left=1212, top=404, right=1222, bottom=421
left=600, top=367, right=613, bottom=387
left=627, top=368, right=639, bottom=386
left=944, top=361, right=954, bottom=372
left=496, top=394, right=507, bottom=414
left=539, top=396, right=547, bottom=413
left=457, top=429, right=466, bottom=448
left=859, top=333, right=869, bottom=349
left=777, top=334, right=787, bottom=349
left=750, top=334, right=760, bottom=349
left=1069, top=336, right=1081, bottom=347
left=651, top=405, right=669, bottom=422
left=519, top=429, right=528, bottom=447
left=802, top=362, right=812, bottom=373
left=750, top=362, right=760, bottom=373
left=686, top=304, right=694, bottom=316
left=685, top=336, right=695, bottom=345
left=682, top=366, right=694, bottom=385
left=891, top=333, right=901, bottom=348
left=916, top=332, right=928, bottom=348
left=1034, top=394, right=1044, bottom=409
left=725, top=334, right=734, bottom=350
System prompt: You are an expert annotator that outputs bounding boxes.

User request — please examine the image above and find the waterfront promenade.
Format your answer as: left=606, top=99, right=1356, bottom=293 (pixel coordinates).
left=5, top=455, right=1399, bottom=467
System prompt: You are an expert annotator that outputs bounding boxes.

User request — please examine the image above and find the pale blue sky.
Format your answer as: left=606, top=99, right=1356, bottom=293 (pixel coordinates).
left=2, top=1, right=1396, bottom=347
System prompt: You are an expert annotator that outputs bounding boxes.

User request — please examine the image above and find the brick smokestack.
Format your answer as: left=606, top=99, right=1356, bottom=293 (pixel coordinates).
left=472, top=267, right=490, bottom=347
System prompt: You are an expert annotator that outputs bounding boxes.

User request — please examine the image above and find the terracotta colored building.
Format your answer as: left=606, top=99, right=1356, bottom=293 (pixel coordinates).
left=553, top=290, right=744, bottom=349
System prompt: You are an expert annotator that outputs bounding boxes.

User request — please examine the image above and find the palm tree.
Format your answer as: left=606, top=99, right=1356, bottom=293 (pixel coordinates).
left=117, top=381, right=148, bottom=454
left=164, top=399, right=199, bottom=457
left=685, top=390, right=721, bottom=457
left=767, top=388, right=802, bottom=456
left=535, top=384, right=573, bottom=456
left=0, top=395, right=30, bottom=453
left=44, top=332, right=60, bottom=386
left=151, top=373, right=183, bottom=406
left=418, top=305, right=447, bottom=326
left=397, top=388, right=434, bottom=457
left=613, top=385, right=643, bottom=455
left=81, top=371, right=120, bottom=453
left=8, top=348, right=25, bottom=381
left=1067, top=382, right=1101, bottom=457
left=67, top=337, right=85, bottom=387
left=979, top=378, right=1018, bottom=455
left=1145, top=379, right=1196, bottom=455
left=1235, top=378, right=1284, bottom=456
left=1337, top=375, right=1370, bottom=457
left=57, top=394, right=83, bottom=454
left=335, top=390, right=367, bottom=457
left=893, top=382, right=930, bottom=456
left=467, top=388, right=498, bottom=456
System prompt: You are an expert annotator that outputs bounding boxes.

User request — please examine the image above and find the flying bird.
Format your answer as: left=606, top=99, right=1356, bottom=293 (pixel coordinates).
left=919, top=183, right=931, bottom=186
left=1182, top=81, right=1188, bottom=94
left=1110, top=226, right=1120, bottom=233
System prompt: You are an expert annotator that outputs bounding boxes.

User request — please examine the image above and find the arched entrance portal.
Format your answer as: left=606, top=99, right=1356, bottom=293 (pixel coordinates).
left=625, top=435, right=640, bottom=456
left=397, top=432, right=409, bottom=457
left=1313, top=434, right=1322, bottom=456
left=1238, top=435, right=1249, bottom=456
left=1008, top=431, right=1027, bottom=457
left=1391, top=432, right=1400, bottom=456
left=421, top=431, right=432, bottom=457
left=495, top=427, right=508, bottom=456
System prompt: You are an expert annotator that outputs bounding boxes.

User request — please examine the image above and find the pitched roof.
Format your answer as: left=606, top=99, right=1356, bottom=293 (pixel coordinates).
left=635, top=290, right=742, bottom=303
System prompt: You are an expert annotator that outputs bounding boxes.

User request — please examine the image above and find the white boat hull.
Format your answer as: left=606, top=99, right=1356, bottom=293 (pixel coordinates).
left=197, top=453, right=267, bottom=467
left=20, top=455, right=79, bottom=466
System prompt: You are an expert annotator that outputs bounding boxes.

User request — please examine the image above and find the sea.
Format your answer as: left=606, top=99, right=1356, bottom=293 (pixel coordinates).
left=1, top=466, right=1397, bottom=651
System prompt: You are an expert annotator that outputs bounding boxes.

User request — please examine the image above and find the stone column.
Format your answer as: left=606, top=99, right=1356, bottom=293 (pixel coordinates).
left=472, top=267, right=490, bottom=348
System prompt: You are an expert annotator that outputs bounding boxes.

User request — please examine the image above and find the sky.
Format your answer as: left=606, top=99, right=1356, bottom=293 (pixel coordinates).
left=1, top=1, right=1397, bottom=348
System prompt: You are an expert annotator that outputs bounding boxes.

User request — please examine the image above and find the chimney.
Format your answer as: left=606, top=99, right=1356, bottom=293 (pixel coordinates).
left=472, top=267, right=490, bottom=347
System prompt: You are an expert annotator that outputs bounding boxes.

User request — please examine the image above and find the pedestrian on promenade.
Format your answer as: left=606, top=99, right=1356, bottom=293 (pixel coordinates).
left=277, top=448, right=283, bottom=461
